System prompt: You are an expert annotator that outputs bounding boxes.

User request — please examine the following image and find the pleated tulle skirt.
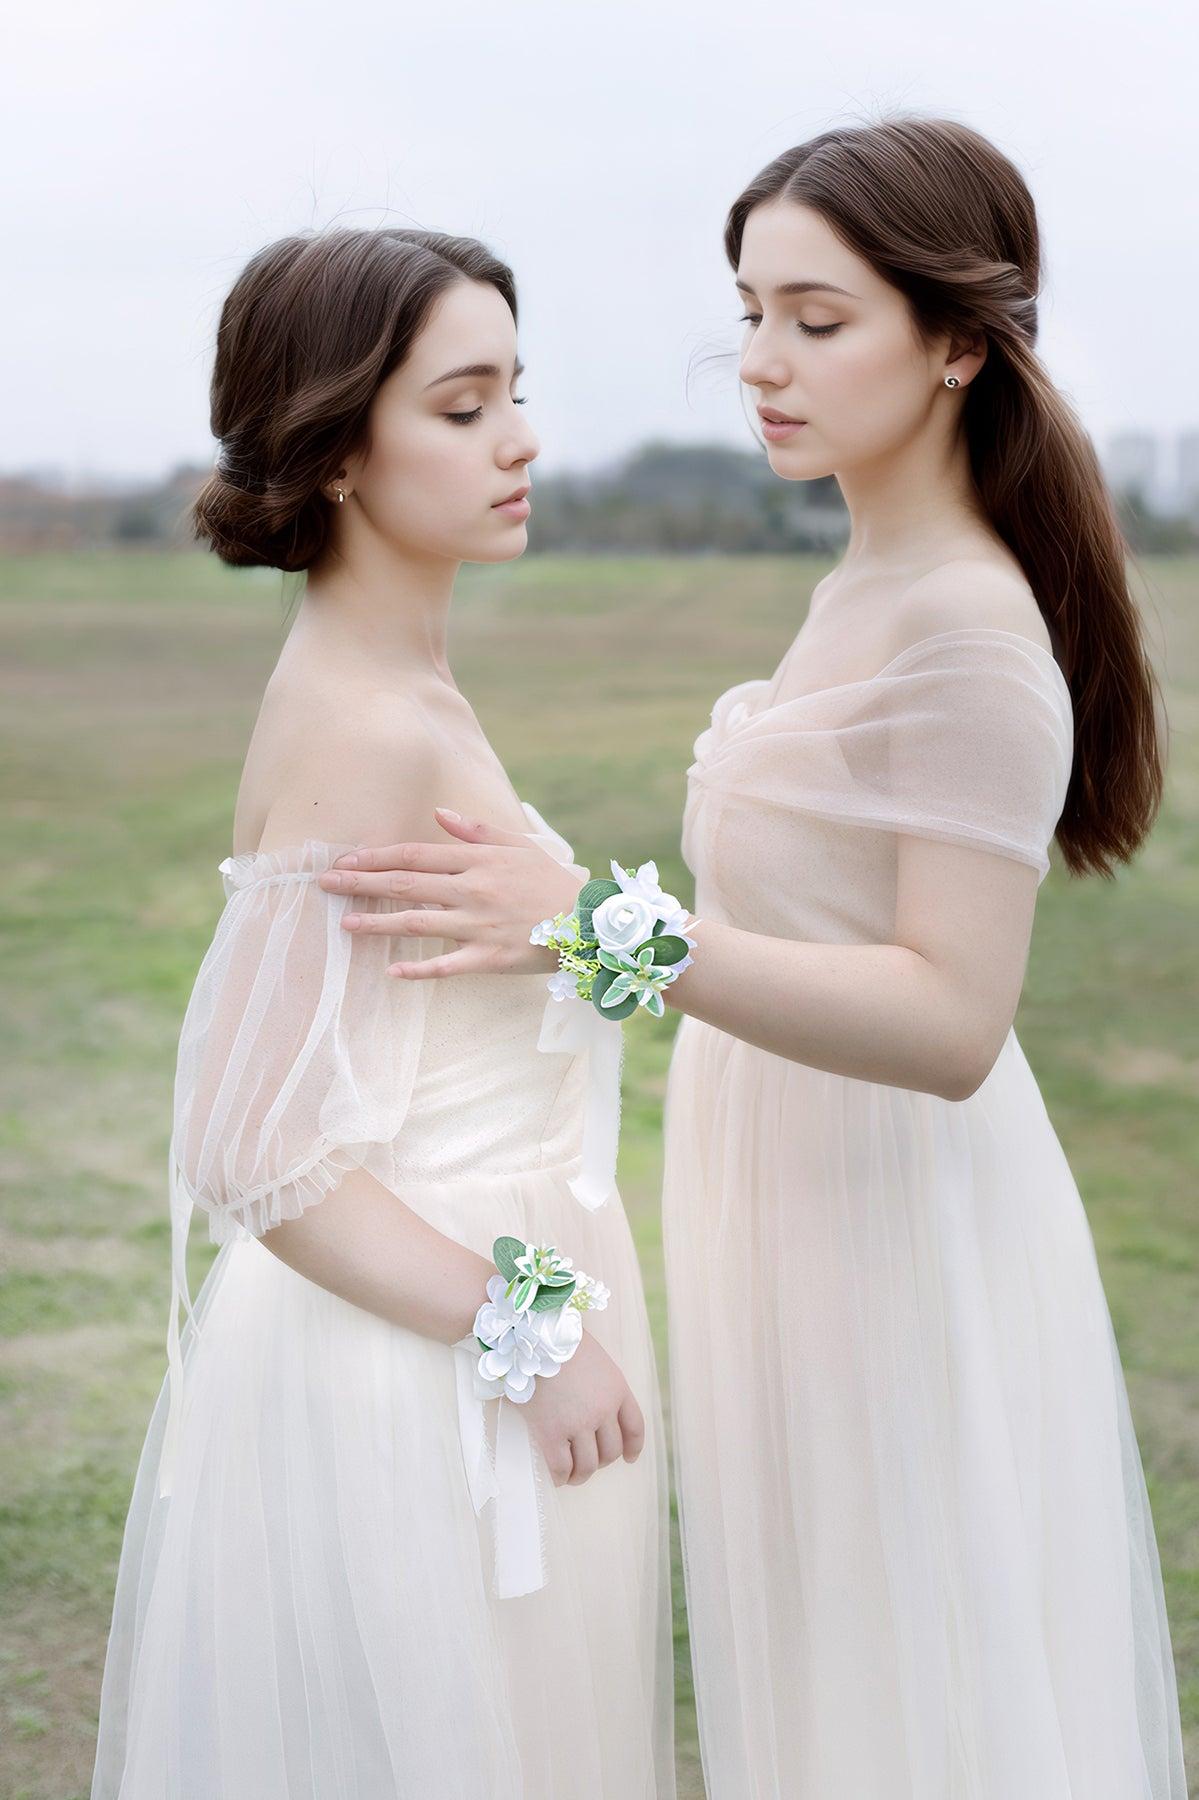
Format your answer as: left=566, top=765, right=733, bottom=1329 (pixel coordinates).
left=91, top=1160, right=675, bottom=1799
left=662, top=1015, right=1187, bottom=1800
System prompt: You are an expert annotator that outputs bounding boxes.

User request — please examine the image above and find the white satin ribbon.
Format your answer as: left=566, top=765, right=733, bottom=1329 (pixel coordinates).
left=454, top=1344, right=547, bottom=1597
left=520, top=798, right=624, bottom=1214
left=536, top=993, right=624, bottom=1210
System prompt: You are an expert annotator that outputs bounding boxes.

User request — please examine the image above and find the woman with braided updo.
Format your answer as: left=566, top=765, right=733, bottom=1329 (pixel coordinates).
left=90, top=227, right=676, bottom=1799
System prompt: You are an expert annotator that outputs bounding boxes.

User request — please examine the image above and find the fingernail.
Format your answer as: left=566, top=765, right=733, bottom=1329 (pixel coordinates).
left=334, top=853, right=359, bottom=867
left=343, top=914, right=360, bottom=928
left=435, top=806, right=461, bottom=821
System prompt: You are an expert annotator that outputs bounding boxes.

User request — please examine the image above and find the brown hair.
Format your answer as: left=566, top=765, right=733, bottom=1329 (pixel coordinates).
left=724, top=115, right=1166, bottom=880
left=191, top=226, right=518, bottom=574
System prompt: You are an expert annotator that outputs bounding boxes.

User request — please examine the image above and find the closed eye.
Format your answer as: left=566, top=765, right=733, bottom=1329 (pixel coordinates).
left=446, top=395, right=529, bottom=425
left=739, top=313, right=840, bottom=339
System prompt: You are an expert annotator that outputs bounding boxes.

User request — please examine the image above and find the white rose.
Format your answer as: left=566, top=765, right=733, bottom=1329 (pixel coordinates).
left=529, top=1301, right=585, bottom=1368
left=591, top=891, right=659, bottom=956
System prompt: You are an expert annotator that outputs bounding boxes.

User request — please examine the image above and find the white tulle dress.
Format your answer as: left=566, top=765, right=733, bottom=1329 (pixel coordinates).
left=661, top=627, right=1188, bottom=1798
left=91, top=803, right=675, bottom=1800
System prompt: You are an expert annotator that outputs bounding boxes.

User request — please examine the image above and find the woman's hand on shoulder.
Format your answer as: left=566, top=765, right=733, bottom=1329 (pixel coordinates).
left=317, top=809, right=585, bottom=980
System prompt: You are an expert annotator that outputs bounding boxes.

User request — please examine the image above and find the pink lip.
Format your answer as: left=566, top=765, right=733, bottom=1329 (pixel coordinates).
left=492, top=495, right=531, bottom=519
left=761, top=418, right=806, bottom=442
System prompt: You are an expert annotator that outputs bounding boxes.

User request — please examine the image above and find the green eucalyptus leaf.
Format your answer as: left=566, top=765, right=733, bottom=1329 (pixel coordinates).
left=576, top=877, right=621, bottom=911
left=575, top=877, right=622, bottom=941
left=492, top=1236, right=525, bottom=1280
left=645, top=934, right=690, bottom=965
left=591, top=967, right=638, bottom=1020
left=530, top=1281, right=576, bottom=1312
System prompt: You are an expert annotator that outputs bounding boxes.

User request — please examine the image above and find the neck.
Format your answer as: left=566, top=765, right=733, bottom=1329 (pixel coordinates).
left=833, top=417, right=990, bottom=574
left=292, top=520, right=461, bottom=684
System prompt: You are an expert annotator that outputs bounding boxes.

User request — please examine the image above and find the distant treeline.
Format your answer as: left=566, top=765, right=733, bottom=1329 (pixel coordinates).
left=2, top=440, right=1194, bottom=556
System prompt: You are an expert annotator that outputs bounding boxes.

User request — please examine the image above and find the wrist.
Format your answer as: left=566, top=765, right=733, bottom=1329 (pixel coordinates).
left=442, top=1250, right=504, bottom=1346
left=529, top=857, right=700, bottom=1022
left=462, top=1236, right=611, bottom=1405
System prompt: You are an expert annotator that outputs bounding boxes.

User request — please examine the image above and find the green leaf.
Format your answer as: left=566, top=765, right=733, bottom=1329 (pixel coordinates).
left=597, top=947, right=637, bottom=973
left=512, top=1275, right=538, bottom=1312
left=644, top=934, right=689, bottom=966
left=530, top=1281, right=576, bottom=1312
left=591, top=967, right=638, bottom=1020
left=576, top=877, right=621, bottom=912
left=492, top=1236, right=525, bottom=1281
left=575, top=877, right=622, bottom=942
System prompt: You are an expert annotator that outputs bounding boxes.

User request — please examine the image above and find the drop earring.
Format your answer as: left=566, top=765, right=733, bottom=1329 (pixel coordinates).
left=336, top=488, right=346, bottom=503
left=944, top=375, right=961, bottom=388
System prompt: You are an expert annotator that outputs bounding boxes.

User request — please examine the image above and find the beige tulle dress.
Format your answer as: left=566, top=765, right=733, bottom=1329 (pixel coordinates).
left=662, top=627, right=1188, bottom=1798
left=90, top=803, right=675, bottom=1800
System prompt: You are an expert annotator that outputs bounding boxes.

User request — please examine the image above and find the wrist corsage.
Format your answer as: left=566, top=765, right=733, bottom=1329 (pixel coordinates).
left=453, top=1235, right=612, bottom=1598
left=530, top=858, right=699, bottom=1020
left=470, top=1235, right=611, bottom=1403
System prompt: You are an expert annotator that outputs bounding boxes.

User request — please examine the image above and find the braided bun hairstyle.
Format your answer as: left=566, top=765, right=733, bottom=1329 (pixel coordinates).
left=192, top=226, right=518, bottom=572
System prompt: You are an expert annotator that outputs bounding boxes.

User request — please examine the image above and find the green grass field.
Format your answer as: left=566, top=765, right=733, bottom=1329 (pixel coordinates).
left=1, top=548, right=1196, bottom=1798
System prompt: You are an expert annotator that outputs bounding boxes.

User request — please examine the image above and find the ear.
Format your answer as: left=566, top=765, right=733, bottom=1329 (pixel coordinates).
left=322, top=463, right=358, bottom=504
left=945, top=330, right=987, bottom=389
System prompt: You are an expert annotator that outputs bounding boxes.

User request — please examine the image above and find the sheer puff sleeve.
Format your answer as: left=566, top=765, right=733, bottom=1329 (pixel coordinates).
left=159, top=839, right=435, bottom=1497
left=174, top=839, right=433, bottom=1242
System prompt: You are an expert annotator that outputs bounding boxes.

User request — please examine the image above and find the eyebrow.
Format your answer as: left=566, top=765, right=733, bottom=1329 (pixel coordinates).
left=734, top=278, right=858, bottom=299
left=423, top=359, right=525, bottom=391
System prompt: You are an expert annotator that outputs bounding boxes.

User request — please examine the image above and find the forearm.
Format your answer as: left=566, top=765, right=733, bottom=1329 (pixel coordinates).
left=667, top=915, right=978, bottom=1100
left=258, top=1166, right=496, bottom=1344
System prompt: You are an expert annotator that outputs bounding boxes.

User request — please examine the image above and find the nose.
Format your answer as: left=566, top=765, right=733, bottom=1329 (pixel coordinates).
left=739, top=324, right=792, bottom=393
left=502, top=416, right=540, bottom=468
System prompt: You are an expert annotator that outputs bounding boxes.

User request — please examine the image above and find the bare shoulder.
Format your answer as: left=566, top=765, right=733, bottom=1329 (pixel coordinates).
left=887, top=558, right=1053, bottom=659
left=241, top=680, right=445, bottom=856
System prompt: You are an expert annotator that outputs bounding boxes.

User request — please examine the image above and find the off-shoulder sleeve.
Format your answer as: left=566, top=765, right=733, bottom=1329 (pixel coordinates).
left=698, top=629, right=1074, bottom=884
left=172, top=839, right=435, bottom=1243
left=866, top=630, right=1073, bottom=878
left=158, top=838, right=435, bottom=1500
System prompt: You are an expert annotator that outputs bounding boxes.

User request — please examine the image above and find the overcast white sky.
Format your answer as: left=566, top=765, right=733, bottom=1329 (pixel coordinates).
left=4, top=0, right=1196, bottom=486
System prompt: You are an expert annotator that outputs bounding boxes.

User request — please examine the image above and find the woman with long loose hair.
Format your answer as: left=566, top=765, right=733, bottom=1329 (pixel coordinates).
left=334, top=116, right=1188, bottom=1795
left=90, top=226, right=676, bottom=1799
